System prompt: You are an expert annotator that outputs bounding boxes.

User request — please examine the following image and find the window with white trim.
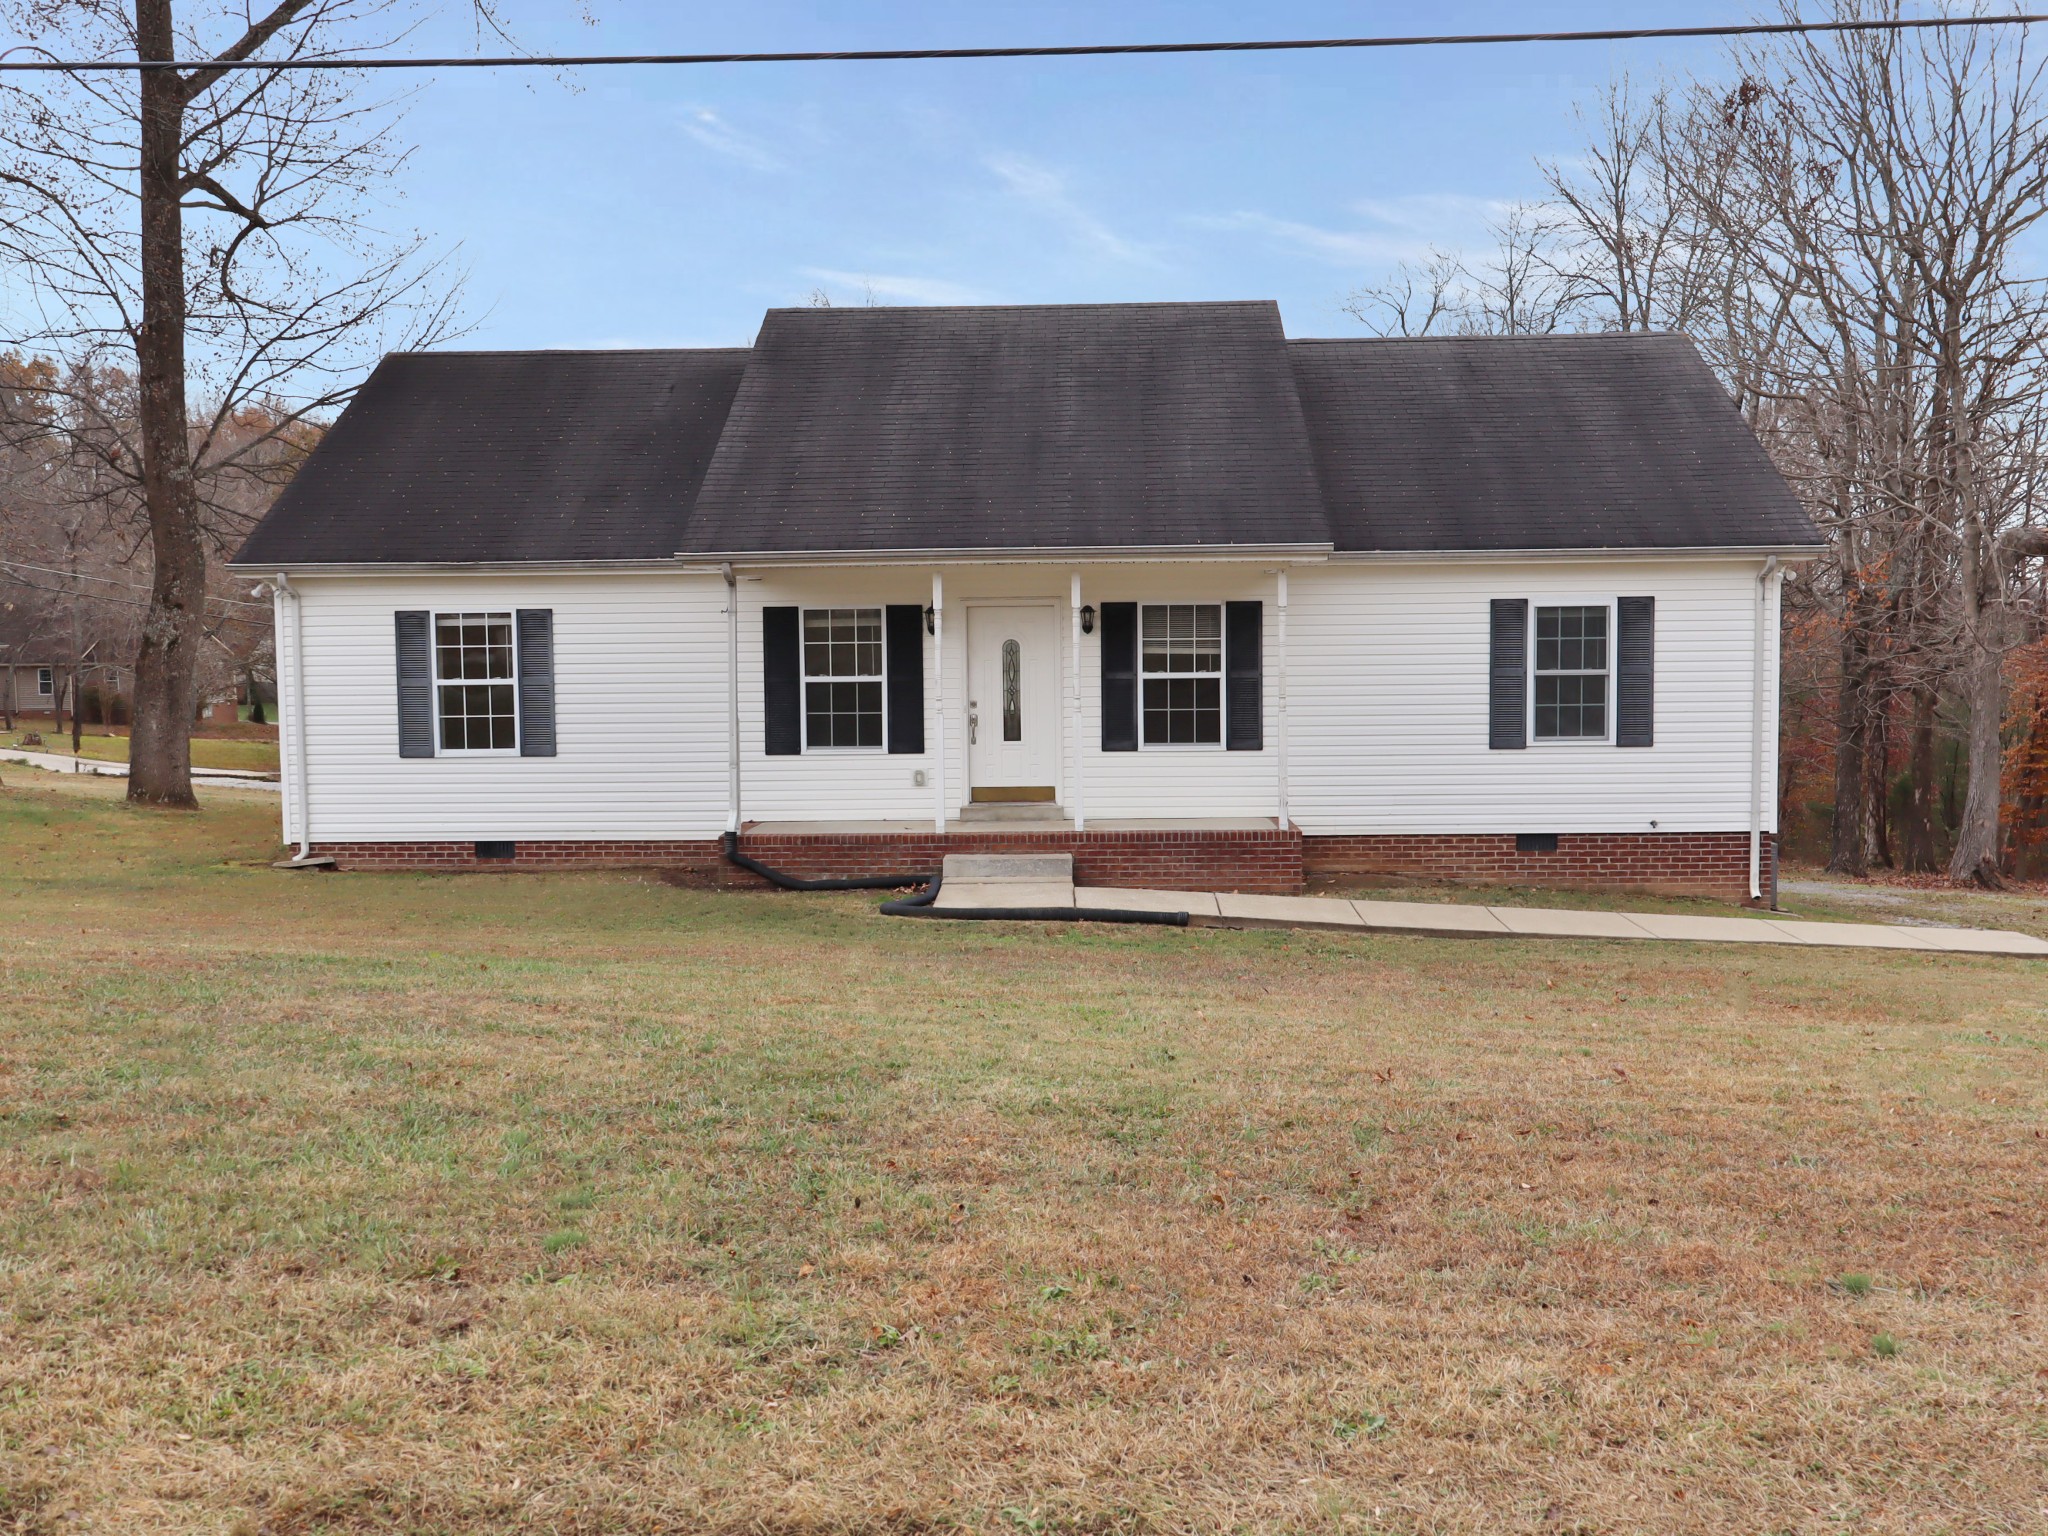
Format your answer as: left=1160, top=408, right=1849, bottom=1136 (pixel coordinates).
left=1140, top=603, right=1223, bottom=746
left=1533, top=604, right=1609, bottom=740
left=35, top=666, right=53, bottom=697
left=803, top=607, right=884, bottom=749
left=434, top=612, right=518, bottom=752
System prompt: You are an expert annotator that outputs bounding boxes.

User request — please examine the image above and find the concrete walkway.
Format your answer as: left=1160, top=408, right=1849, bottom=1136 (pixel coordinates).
left=2, top=747, right=281, bottom=793
left=934, top=856, right=2048, bottom=957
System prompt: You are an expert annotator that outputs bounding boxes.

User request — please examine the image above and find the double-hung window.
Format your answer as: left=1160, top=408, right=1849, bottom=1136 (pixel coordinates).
left=1532, top=604, right=1610, bottom=741
left=803, top=607, right=884, bottom=749
left=1140, top=603, right=1223, bottom=746
left=36, top=666, right=53, bottom=698
left=434, top=611, right=518, bottom=752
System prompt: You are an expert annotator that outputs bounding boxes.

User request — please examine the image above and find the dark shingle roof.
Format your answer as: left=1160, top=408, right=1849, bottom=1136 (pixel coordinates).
left=680, top=301, right=1331, bottom=555
left=234, top=348, right=748, bottom=566
left=233, top=305, right=1820, bottom=566
left=1288, top=332, right=1817, bottom=552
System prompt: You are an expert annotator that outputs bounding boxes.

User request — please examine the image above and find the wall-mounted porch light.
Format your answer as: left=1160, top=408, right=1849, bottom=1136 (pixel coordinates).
left=924, top=605, right=936, bottom=635
left=1079, top=604, right=1096, bottom=635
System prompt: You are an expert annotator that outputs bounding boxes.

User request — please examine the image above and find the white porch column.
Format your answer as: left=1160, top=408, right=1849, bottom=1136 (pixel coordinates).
left=1276, top=569, right=1290, bottom=832
left=932, top=570, right=946, bottom=834
left=1070, top=571, right=1086, bottom=831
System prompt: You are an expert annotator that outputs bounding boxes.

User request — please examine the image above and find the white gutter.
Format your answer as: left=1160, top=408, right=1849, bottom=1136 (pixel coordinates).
left=1325, top=544, right=1824, bottom=564
left=1276, top=569, right=1290, bottom=831
left=691, top=543, right=1334, bottom=567
left=1750, top=555, right=1780, bottom=902
left=270, top=573, right=312, bottom=860
left=931, top=571, right=946, bottom=834
left=1070, top=571, right=1086, bottom=832
left=723, top=562, right=741, bottom=834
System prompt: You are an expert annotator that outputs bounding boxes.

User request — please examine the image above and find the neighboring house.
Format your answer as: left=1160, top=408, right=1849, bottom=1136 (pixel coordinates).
left=229, top=301, right=1821, bottom=899
left=3, top=663, right=57, bottom=719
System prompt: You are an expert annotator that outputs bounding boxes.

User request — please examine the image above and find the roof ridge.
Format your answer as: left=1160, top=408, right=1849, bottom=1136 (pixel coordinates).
left=1287, top=330, right=1684, bottom=346
left=391, top=345, right=754, bottom=358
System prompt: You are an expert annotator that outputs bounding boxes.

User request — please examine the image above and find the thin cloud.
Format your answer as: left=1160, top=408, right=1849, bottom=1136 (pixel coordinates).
left=800, top=268, right=994, bottom=306
left=1195, top=194, right=1517, bottom=270
left=678, top=107, right=783, bottom=173
left=985, top=153, right=1167, bottom=269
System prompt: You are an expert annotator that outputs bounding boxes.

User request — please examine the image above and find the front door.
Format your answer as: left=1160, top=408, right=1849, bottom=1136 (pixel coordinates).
left=966, top=604, right=1060, bottom=801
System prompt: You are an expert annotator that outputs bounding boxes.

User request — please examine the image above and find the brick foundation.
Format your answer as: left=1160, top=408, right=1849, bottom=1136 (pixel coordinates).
left=1302, top=831, right=1771, bottom=901
left=309, top=828, right=1767, bottom=901
left=309, top=826, right=1308, bottom=893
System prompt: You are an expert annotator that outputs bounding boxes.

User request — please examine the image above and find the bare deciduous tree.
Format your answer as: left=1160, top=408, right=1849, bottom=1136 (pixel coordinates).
left=0, top=0, right=470, bottom=806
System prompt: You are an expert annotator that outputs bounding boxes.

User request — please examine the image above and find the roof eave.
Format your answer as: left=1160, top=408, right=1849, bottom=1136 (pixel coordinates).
left=1326, top=542, right=1825, bottom=563
left=684, top=542, right=1336, bottom=566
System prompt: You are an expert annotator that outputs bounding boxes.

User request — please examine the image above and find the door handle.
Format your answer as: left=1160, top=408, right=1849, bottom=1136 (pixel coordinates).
left=968, top=710, right=978, bottom=744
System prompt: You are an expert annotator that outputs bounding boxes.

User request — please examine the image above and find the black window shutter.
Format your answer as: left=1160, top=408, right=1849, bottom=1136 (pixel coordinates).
left=515, top=609, right=556, bottom=757
left=1616, top=596, right=1655, bottom=747
left=1225, top=600, right=1263, bottom=751
left=763, top=606, right=801, bottom=755
left=1099, top=602, right=1138, bottom=752
left=394, top=610, right=434, bottom=758
left=884, top=604, right=925, bottom=754
left=1488, top=598, right=1528, bottom=750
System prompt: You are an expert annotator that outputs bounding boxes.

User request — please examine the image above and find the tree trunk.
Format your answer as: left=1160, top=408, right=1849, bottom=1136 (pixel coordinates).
left=1898, top=682, right=1941, bottom=872
left=1866, top=687, right=1892, bottom=869
left=127, top=0, right=202, bottom=809
left=1827, top=618, right=1873, bottom=876
left=1949, top=637, right=2007, bottom=888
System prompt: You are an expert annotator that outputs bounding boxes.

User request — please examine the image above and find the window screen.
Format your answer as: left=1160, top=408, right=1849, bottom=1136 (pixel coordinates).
left=434, top=612, right=517, bottom=751
left=1533, top=605, right=1609, bottom=740
left=1140, top=603, right=1223, bottom=746
left=802, top=608, right=884, bottom=749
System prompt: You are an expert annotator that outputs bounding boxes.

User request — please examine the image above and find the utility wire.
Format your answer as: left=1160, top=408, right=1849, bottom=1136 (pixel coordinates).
left=0, top=558, right=271, bottom=609
left=1, top=12, right=2044, bottom=73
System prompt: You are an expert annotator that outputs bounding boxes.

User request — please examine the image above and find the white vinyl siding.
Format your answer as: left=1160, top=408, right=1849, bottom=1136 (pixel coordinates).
left=1288, top=558, right=1778, bottom=835
left=283, top=573, right=728, bottom=842
left=273, top=554, right=1779, bottom=846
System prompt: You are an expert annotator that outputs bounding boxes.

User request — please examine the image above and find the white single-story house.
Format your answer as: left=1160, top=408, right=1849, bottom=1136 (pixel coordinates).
left=230, top=301, right=1821, bottom=899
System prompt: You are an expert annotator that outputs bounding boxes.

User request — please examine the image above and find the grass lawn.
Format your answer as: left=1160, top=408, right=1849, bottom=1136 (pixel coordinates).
left=2, top=770, right=2043, bottom=1534
left=2, top=728, right=279, bottom=775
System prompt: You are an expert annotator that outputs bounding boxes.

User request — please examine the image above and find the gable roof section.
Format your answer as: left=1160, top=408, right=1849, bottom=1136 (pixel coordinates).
left=679, top=301, right=1332, bottom=556
left=233, top=307, right=1822, bottom=568
left=1289, top=332, right=1818, bottom=553
left=234, top=348, right=749, bottom=566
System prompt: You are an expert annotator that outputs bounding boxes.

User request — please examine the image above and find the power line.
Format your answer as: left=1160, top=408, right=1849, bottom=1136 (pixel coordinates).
left=0, top=558, right=270, bottom=609
left=1, top=13, right=2044, bottom=73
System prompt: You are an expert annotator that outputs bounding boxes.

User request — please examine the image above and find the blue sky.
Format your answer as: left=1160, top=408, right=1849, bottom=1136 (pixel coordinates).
left=380, top=2, right=1761, bottom=348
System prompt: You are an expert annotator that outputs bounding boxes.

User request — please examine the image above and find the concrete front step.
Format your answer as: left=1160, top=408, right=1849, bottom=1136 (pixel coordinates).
left=942, top=853, right=1074, bottom=884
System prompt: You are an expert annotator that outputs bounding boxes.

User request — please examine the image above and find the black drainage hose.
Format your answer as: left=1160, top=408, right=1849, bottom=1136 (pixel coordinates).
left=722, top=830, right=933, bottom=892
left=725, top=837, right=1189, bottom=928
left=899, top=901, right=1189, bottom=926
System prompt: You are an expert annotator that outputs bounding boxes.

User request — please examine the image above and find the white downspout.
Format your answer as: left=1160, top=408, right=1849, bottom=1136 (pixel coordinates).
left=723, top=564, right=742, bottom=834
left=1070, top=571, right=1086, bottom=832
left=931, top=571, right=946, bottom=835
left=1276, top=569, right=1290, bottom=832
left=273, top=572, right=311, bottom=860
left=1750, top=555, right=1779, bottom=902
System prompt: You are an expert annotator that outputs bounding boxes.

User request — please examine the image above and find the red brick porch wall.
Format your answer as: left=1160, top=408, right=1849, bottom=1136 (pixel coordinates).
left=735, top=827, right=1305, bottom=893
left=308, top=827, right=1308, bottom=893
left=1302, top=831, right=1769, bottom=901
